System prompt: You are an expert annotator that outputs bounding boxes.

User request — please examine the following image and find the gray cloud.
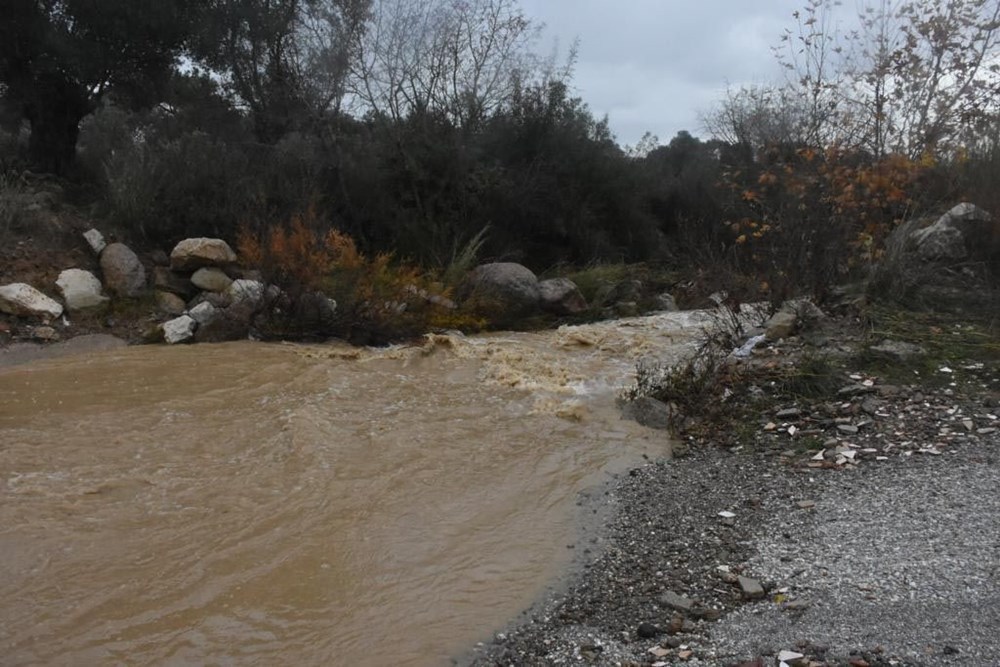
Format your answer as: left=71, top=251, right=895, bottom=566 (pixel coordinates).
left=520, top=0, right=807, bottom=146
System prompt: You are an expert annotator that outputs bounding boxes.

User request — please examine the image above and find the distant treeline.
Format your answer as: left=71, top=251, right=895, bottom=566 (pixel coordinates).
left=2, top=0, right=999, bottom=298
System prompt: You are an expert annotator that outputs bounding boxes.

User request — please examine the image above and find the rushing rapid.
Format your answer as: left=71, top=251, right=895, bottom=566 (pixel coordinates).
left=0, top=311, right=708, bottom=666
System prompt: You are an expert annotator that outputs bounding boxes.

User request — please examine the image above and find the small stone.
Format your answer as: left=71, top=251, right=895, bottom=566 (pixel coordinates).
left=660, top=591, right=695, bottom=612
left=837, top=424, right=859, bottom=434
left=191, top=267, right=233, bottom=293
left=848, top=659, right=870, bottom=667
left=31, top=326, right=59, bottom=341
left=720, top=571, right=739, bottom=584
left=718, top=510, right=737, bottom=519
left=637, top=622, right=660, bottom=639
left=156, top=291, right=187, bottom=316
left=162, top=315, right=197, bottom=344
left=188, top=301, right=218, bottom=325
left=693, top=606, right=722, bottom=621
left=83, top=228, right=106, bottom=254
left=778, top=650, right=807, bottom=666
left=678, top=649, right=694, bottom=660
left=796, top=500, right=816, bottom=509
left=648, top=646, right=670, bottom=658
left=738, top=576, right=765, bottom=599
left=776, top=408, right=802, bottom=419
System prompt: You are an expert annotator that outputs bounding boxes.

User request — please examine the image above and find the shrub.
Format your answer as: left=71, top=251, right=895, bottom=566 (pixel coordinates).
left=237, top=212, right=476, bottom=344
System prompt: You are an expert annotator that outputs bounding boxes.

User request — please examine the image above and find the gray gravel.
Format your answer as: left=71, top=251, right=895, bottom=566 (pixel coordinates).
left=468, top=397, right=1000, bottom=667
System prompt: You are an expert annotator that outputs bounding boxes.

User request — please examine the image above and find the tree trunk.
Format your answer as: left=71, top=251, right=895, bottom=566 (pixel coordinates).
left=24, top=76, right=92, bottom=175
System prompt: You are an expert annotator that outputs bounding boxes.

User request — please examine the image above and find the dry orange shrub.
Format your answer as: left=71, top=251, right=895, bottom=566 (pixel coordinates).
left=721, top=147, right=931, bottom=301
left=237, top=211, right=483, bottom=342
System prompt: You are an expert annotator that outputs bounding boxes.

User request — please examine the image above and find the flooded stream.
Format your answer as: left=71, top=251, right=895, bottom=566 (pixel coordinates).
left=0, top=312, right=707, bottom=666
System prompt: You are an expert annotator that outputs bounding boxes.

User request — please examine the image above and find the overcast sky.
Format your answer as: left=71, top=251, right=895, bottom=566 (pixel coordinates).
left=519, top=0, right=809, bottom=148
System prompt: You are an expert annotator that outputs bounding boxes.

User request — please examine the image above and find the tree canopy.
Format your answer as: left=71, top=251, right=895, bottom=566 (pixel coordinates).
left=0, top=0, right=197, bottom=173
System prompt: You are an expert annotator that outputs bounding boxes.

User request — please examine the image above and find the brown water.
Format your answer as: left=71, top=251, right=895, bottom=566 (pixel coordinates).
left=0, top=312, right=707, bottom=666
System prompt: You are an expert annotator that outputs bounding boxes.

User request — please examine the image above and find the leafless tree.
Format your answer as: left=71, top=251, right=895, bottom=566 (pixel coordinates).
left=347, top=0, right=539, bottom=126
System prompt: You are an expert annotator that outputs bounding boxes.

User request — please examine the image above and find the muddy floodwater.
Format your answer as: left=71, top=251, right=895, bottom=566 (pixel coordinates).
left=0, top=312, right=707, bottom=666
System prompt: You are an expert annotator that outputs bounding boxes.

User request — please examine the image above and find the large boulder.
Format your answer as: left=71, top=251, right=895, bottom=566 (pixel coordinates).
left=621, top=396, right=675, bottom=430
left=170, top=238, right=238, bottom=271
left=459, top=262, right=540, bottom=318
left=539, top=278, right=588, bottom=315
left=100, top=243, right=146, bottom=297
left=910, top=203, right=996, bottom=262
left=0, top=283, right=64, bottom=319
left=55, top=269, right=109, bottom=311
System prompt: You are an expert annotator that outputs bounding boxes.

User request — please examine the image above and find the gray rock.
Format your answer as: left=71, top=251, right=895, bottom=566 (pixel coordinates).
left=655, top=292, right=679, bottom=312
left=764, top=311, right=797, bottom=341
left=190, top=267, right=233, bottom=293
left=170, top=237, right=238, bottom=271
left=188, top=301, right=218, bottom=325
left=777, top=649, right=807, bottom=666
left=538, top=278, right=588, bottom=315
left=82, top=228, right=106, bottom=255
left=194, top=303, right=252, bottom=343
left=162, top=315, right=197, bottom=344
left=782, top=298, right=827, bottom=326
left=660, top=590, right=695, bottom=612
left=100, top=243, right=146, bottom=297
left=911, top=203, right=993, bottom=261
left=621, top=396, right=674, bottom=430
left=738, top=576, right=765, bottom=599
left=155, top=291, right=187, bottom=316
left=869, top=339, right=926, bottom=361
left=776, top=408, right=801, bottom=419
left=55, top=269, right=108, bottom=311
left=0, top=283, right=64, bottom=319
left=459, top=263, right=541, bottom=318
left=226, top=279, right=266, bottom=305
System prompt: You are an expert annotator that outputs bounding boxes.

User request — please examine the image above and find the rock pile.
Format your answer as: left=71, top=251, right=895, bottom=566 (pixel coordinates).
left=0, top=231, right=268, bottom=345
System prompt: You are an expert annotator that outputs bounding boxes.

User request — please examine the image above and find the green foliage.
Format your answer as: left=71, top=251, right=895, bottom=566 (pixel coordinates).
left=0, top=0, right=199, bottom=173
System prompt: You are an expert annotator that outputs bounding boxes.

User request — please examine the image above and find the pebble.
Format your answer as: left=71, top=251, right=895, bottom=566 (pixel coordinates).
left=660, top=591, right=695, bottom=613
left=738, top=576, right=765, bottom=599
left=637, top=622, right=660, bottom=638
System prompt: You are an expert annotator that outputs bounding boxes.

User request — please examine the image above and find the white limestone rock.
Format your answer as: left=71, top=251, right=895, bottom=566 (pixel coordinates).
left=56, top=269, right=109, bottom=311
left=0, top=283, right=64, bottom=319
left=162, top=315, right=197, bottom=344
